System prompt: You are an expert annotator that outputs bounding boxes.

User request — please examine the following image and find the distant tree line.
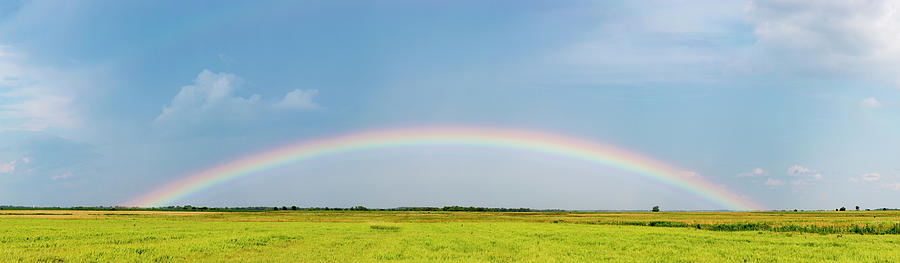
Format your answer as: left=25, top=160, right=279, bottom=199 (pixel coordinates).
left=1, top=205, right=895, bottom=212
left=273, top=206, right=544, bottom=212
left=0, top=205, right=550, bottom=212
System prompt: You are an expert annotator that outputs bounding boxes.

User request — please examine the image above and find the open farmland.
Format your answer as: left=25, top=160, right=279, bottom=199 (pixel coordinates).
left=3, top=210, right=900, bottom=262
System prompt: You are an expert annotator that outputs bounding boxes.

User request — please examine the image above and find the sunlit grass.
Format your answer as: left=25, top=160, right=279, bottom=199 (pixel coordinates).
left=2, top=210, right=900, bottom=262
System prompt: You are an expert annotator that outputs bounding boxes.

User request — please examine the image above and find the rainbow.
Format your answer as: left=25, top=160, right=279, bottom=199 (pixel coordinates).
left=125, top=126, right=763, bottom=210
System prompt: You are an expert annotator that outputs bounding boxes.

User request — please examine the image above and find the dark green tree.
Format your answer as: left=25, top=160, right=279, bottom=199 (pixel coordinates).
left=855, top=206, right=860, bottom=211
left=651, top=205, right=660, bottom=212
left=839, top=207, right=846, bottom=211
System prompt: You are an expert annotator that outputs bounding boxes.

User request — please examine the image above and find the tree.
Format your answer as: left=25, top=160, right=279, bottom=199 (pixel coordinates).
left=291, top=206, right=298, bottom=211
left=839, top=207, right=846, bottom=211
left=856, top=206, right=860, bottom=211
left=273, top=207, right=278, bottom=211
left=651, top=205, right=660, bottom=212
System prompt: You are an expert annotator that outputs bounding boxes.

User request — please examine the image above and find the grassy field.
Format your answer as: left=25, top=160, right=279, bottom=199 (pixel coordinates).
left=3, top=210, right=900, bottom=262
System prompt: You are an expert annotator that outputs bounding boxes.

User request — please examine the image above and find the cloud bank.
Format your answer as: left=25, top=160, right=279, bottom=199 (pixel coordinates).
left=0, top=46, right=80, bottom=131
left=747, top=0, right=900, bottom=85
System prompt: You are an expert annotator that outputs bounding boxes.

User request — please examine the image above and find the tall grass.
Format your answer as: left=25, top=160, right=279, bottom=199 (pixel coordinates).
left=600, top=220, right=900, bottom=235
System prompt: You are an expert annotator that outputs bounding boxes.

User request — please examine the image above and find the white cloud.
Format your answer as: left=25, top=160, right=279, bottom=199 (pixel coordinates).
left=50, top=171, right=71, bottom=180
left=764, top=178, right=784, bottom=186
left=737, top=168, right=767, bottom=177
left=0, top=160, right=15, bottom=174
left=861, top=172, right=881, bottom=182
left=0, top=157, right=32, bottom=174
left=274, top=89, right=320, bottom=110
left=549, top=1, right=900, bottom=87
left=783, top=165, right=821, bottom=187
left=155, top=70, right=261, bottom=123
left=679, top=171, right=702, bottom=179
left=787, top=165, right=810, bottom=175
left=860, top=97, right=882, bottom=108
left=809, top=173, right=822, bottom=180
left=554, top=1, right=900, bottom=86
left=156, top=70, right=322, bottom=126
left=747, top=0, right=900, bottom=86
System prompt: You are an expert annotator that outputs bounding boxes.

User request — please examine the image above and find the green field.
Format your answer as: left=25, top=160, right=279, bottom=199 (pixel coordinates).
left=3, top=210, right=900, bottom=262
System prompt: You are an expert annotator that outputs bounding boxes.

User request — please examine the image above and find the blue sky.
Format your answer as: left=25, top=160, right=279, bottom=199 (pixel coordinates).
left=1, top=0, right=898, bottom=210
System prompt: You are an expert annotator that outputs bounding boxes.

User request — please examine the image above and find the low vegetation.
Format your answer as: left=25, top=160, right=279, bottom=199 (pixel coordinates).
left=3, top=210, right=900, bottom=262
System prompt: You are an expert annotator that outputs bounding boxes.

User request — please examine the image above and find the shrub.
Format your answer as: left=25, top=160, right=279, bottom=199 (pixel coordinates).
left=370, top=225, right=401, bottom=231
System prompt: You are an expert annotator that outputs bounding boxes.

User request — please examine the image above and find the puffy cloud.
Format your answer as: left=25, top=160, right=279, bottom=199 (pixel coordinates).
left=274, top=89, right=320, bottom=110
left=0, top=160, right=15, bottom=174
left=50, top=171, right=71, bottom=180
left=737, top=168, right=767, bottom=177
left=784, top=164, right=821, bottom=186
left=678, top=171, right=703, bottom=179
left=0, top=157, right=33, bottom=174
left=860, top=97, right=882, bottom=108
left=861, top=172, right=881, bottom=182
left=155, top=70, right=261, bottom=123
left=809, top=173, right=822, bottom=180
left=156, top=70, right=322, bottom=127
left=764, top=178, right=784, bottom=186
left=787, top=165, right=810, bottom=176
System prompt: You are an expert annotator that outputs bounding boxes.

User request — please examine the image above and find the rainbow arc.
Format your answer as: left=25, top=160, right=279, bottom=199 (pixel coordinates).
left=125, top=126, right=763, bottom=210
